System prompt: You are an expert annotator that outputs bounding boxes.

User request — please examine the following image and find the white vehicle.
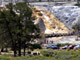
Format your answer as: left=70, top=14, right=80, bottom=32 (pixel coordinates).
left=74, top=45, right=80, bottom=49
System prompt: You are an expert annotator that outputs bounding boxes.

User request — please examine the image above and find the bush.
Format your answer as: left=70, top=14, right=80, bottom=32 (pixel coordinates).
left=32, top=43, right=42, bottom=49
left=41, top=50, right=54, bottom=57
left=57, top=43, right=71, bottom=47
left=75, top=3, right=80, bottom=7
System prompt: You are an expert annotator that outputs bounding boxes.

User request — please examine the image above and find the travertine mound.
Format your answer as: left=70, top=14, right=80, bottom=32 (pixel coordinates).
left=32, top=7, right=70, bottom=34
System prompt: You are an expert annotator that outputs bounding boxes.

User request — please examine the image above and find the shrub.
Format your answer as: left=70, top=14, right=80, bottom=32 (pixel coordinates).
left=57, top=43, right=71, bottom=47
left=41, top=50, right=54, bottom=57
left=75, top=4, right=80, bottom=7
left=32, top=43, right=42, bottom=49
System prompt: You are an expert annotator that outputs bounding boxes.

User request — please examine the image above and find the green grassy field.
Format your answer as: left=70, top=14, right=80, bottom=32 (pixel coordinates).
left=1, top=49, right=80, bottom=60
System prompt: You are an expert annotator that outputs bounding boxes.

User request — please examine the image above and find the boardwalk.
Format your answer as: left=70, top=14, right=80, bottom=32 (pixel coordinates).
left=45, top=32, right=75, bottom=38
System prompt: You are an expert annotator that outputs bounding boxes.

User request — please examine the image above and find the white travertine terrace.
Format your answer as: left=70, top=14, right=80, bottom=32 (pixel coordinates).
left=33, top=7, right=70, bottom=34
left=49, top=6, right=80, bottom=29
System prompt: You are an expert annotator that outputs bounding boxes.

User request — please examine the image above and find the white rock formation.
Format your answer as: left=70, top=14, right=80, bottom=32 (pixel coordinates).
left=33, top=7, right=70, bottom=34
left=49, top=6, right=80, bottom=29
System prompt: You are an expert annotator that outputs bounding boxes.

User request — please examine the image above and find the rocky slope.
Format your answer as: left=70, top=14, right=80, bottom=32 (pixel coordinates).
left=32, top=5, right=80, bottom=29
left=49, top=6, right=80, bottom=29
left=32, top=7, right=70, bottom=34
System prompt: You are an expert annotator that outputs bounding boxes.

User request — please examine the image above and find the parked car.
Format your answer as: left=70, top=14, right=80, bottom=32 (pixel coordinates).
left=68, top=45, right=76, bottom=49
left=74, top=45, right=80, bottom=49
left=46, top=45, right=59, bottom=49
left=62, top=45, right=69, bottom=49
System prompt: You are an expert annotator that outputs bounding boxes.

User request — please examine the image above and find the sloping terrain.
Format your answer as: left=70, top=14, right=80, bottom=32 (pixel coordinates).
left=32, top=6, right=70, bottom=34
left=30, top=3, right=80, bottom=29
left=50, top=6, right=80, bottom=29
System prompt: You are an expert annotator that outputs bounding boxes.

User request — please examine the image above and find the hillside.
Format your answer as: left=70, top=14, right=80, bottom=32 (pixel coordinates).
left=32, top=6, right=70, bottom=34
left=50, top=6, right=80, bottom=29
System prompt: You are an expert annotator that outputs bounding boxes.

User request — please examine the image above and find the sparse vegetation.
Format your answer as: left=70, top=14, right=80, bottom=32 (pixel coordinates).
left=57, top=43, right=71, bottom=47
left=1, top=50, right=80, bottom=60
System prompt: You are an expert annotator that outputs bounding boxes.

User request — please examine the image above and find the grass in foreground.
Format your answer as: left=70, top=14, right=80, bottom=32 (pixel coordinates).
left=1, top=50, right=80, bottom=60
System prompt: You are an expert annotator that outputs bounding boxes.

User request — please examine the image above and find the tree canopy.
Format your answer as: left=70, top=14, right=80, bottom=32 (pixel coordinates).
left=0, top=2, right=41, bottom=57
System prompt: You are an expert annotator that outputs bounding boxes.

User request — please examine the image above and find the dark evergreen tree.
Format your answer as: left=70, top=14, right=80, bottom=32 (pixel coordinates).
left=0, top=2, right=41, bottom=57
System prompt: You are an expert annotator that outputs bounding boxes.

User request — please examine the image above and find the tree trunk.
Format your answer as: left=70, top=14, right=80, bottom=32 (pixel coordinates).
left=5, top=20, right=16, bottom=57
left=18, top=40, right=21, bottom=56
left=5, top=47, right=8, bottom=52
left=23, top=47, right=26, bottom=56
left=18, top=48, right=21, bottom=56
left=14, top=49, right=17, bottom=57
left=1, top=47, right=4, bottom=52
